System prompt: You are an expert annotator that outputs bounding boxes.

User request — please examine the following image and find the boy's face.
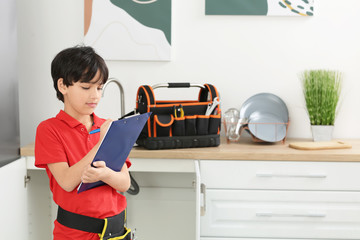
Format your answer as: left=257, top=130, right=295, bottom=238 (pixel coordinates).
left=58, top=70, right=104, bottom=120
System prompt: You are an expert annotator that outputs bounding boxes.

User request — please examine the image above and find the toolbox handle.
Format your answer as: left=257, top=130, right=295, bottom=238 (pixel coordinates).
left=152, top=83, right=205, bottom=89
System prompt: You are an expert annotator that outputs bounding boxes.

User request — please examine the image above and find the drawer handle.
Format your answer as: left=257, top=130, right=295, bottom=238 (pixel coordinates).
left=256, top=211, right=326, bottom=218
left=256, top=172, right=327, bottom=178
left=200, top=183, right=206, bottom=216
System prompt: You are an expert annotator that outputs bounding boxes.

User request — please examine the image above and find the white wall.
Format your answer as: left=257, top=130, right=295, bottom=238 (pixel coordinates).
left=18, top=0, right=360, bottom=146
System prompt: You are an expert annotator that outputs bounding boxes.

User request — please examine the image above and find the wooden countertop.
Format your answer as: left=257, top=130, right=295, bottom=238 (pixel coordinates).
left=21, top=138, right=360, bottom=162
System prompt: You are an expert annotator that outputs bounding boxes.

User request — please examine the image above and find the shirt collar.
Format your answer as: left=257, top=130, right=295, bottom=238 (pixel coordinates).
left=92, top=112, right=102, bottom=129
left=56, top=110, right=101, bottom=129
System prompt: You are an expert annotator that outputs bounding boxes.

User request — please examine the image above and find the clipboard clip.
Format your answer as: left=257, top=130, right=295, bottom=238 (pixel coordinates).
left=118, top=110, right=139, bottom=120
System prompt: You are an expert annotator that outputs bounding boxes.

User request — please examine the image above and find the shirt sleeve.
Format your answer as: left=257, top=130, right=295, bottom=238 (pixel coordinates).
left=35, top=121, right=68, bottom=168
left=125, top=157, right=131, bottom=169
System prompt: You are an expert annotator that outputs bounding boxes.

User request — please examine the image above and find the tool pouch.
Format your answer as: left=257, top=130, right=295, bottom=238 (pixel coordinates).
left=135, top=83, right=221, bottom=150
left=100, top=225, right=131, bottom=240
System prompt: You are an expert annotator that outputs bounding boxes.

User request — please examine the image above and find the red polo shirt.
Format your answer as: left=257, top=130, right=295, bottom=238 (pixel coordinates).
left=35, top=110, right=131, bottom=239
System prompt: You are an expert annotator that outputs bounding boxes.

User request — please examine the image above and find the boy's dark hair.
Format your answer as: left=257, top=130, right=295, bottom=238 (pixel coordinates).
left=51, top=45, right=109, bottom=102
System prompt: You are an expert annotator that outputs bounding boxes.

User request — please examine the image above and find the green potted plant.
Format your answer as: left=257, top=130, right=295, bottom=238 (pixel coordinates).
left=301, top=69, right=342, bottom=141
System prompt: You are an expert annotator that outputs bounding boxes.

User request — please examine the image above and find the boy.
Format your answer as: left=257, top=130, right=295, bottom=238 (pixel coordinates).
left=35, top=46, right=131, bottom=239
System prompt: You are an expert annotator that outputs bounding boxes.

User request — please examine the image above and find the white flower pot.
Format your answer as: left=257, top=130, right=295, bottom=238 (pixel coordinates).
left=311, top=125, right=334, bottom=142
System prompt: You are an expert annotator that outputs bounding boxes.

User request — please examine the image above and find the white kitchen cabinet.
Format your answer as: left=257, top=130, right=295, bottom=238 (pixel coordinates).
left=18, top=140, right=360, bottom=240
left=0, top=158, right=54, bottom=240
left=0, top=158, right=28, bottom=239
left=199, top=160, right=360, bottom=240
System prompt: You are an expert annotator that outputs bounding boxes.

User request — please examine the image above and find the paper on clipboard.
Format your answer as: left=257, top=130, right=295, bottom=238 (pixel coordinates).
left=77, top=112, right=151, bottom=193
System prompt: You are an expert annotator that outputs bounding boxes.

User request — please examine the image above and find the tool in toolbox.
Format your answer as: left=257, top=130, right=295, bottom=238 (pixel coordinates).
left=174, top=104, right=184, bottom=118
left=134, top=82, right=221, bottom=150
left=205, top=97, right=220, bottom=116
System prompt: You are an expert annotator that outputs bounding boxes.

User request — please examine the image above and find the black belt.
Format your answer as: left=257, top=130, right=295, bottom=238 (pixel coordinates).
left=57, top=206, right=125, bottom=235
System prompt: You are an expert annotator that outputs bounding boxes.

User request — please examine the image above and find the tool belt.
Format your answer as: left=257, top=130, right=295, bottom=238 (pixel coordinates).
left=134, top=82, right=221, bottom=150
left=57, top=206, right=131, bottom=240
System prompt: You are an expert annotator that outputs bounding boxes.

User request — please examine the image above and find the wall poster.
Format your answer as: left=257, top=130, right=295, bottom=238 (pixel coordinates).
left=84, top=0, right=171, bottom=61
left=206, top=0, right=314, bottom=16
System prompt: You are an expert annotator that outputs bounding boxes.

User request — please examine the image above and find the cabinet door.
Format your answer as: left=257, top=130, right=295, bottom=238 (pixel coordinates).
left=0, top=159, right=28, bottom=239
left=201, top=189, right=360, bottom=239
left=195, top=160, right=203, bottom=240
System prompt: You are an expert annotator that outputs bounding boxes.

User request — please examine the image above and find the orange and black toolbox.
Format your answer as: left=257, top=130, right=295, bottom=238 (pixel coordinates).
left=134, top=83, right=221, bottom=150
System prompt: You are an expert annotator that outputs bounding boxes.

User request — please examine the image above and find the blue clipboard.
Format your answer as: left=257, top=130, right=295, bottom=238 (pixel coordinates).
left=77, top=112, right=151, bottom=193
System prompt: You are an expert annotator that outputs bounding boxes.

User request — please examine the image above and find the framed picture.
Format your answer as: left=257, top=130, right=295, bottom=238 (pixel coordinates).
left=205, top=0, right=314, bottom=16
left=84, top=0, right=171, bottom=61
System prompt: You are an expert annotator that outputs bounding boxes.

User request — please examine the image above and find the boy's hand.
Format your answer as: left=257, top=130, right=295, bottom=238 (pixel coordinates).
left=81, top=161, right=109, bottom=183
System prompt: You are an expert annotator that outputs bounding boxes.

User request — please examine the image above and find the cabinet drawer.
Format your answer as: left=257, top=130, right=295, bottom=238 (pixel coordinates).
left=200, top=160, right=360, bottom=190
left=201, top=238, right=301, bottom=240
left=201, top=238, right=296, bottom=240
left=201, top=238, right=345, bottom=240
left=201, top=190, right=360, bottom=239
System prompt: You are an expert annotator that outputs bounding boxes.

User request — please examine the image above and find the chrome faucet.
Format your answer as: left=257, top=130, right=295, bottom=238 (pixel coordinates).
left=102, top=78, right=125, bottom=117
